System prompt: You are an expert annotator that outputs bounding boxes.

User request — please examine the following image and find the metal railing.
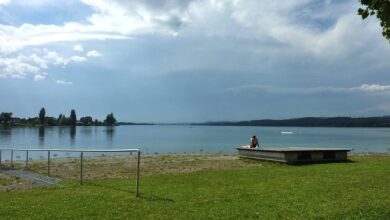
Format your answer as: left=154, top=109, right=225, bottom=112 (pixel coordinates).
left=0, top=148, right=141, bottom=197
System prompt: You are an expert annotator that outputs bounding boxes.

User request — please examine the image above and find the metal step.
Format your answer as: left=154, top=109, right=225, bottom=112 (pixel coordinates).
left=1, top=167, right=62, bottom=187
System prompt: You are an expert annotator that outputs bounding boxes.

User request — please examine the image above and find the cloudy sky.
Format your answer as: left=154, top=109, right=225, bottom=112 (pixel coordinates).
left=0, top=0, right=390, bottom=122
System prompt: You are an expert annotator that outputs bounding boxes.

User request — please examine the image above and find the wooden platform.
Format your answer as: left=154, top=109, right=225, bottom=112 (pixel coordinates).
left=237, top=147, right=352, bottom=164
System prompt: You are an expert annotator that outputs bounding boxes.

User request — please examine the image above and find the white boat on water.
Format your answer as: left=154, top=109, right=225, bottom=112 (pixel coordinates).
left=281, top=131, right=293, bottom=134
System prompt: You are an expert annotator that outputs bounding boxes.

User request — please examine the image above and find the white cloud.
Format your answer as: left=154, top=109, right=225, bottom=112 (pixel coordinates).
left=86, top=50, right=102, bottom=57
left=0, top=56, right=40, bottom=79
left=44, top=50, right=69, bottom=66
left=76, top=0, right=387, bottom=59
left=0, top=48, right=99, bottom=80
left=176, top=0, right=384, bottom=58
left=0, top=0, right=384, bottom=59
left=56, top=80, right=72, bottom=85
left=0, top=24, right=129, bottom=53
left=0, top=0, right=10, bottom=6
left=228, top=84, right=390, bottom=95
left=34, top=74, right=46, bottom=81
left=43, top=50, right=86, bottom=65
left=73, top=44, right=84, bottom=52
left=359, top=84, right=390, bottom=93
left=70, top=56, right=87, bottom=62
left=228, top=85, right=343, bottom=95
left=30, top=53, right=48, bottom=69
left=0, top=0, right=183, bottom=53
left=81, top=0, right=182, bottom=35
left=0, top=0, right=389, bottom=86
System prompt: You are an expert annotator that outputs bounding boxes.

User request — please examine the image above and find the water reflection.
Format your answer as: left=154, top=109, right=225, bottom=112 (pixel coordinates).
left=0, top=127, right=11, bottom=145
left=38, top=127, right=45, bottom=146
left=70, top=126, right=76, bottom=146
left=58, top=126, right=67, bottom=140
left=105, top=126, right=115, bottom=146
left=80, top=126, right=92, bottom=136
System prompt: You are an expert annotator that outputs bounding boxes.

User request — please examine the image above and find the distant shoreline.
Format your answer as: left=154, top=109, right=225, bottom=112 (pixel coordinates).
left=120, top=116, right=390, bottom=128
left=3, top=116, right=390, bottom=128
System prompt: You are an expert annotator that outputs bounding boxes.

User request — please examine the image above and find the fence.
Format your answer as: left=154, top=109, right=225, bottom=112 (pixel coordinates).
left=0, top=148, right=141, bottom=197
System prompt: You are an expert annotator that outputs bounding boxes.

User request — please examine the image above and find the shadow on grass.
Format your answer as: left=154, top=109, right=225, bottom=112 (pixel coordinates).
left=238, top=158, right=285, bottom=166
left=138, top=194, right=174, bottom=202
left=291, top=159, right=357, bottom=166
left=239, top=157, right=357, bottom=166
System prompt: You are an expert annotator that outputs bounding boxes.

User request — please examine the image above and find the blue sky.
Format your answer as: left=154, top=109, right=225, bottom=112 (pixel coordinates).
left=0, top=0, right=390, bottom=122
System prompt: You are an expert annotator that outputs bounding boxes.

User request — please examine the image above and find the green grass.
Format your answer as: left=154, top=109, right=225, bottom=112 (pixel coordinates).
left=0, top=156, right=389, bottom=219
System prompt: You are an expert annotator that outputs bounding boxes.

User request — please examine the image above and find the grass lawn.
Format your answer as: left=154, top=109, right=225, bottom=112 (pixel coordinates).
left=0, top=155, right=389, bottom=219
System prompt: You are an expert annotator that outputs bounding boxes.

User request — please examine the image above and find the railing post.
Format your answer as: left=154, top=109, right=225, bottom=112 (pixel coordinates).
left=26, top=150, right=29, bottom=168
left=0, top=149, right=2, bottom=166
left=11, top=150, right=13, bottom=167
left=47, top=150, right=51, bottom=176
left=136, top=150, right=140, bottom=197
left=80, top=152, right=83, bottom=185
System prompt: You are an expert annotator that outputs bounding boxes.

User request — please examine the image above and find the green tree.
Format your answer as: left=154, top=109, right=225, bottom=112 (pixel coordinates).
left=0, top=112, right=12, bottom=125
left=70, top=109, right=77, bottom=126
left=39, top=108, right=45, bottom=125
left=57, top=114, right=69, bottom=126
left=358, top=0, right=390, bottom=41
left=46, top=117, right=57, bottom=126
left=57, top=114, right=63, bottom=125
left=94, top=119, right=101, bottom=126
left=104, top=113, right=117, bottom=126
left=27, top=117, right=38, bottom=126
left=80, top=116, right=93, bottom=126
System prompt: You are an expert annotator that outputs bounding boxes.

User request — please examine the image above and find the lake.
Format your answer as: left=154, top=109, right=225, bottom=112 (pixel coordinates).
left=0, top=125, right=389, bottom=157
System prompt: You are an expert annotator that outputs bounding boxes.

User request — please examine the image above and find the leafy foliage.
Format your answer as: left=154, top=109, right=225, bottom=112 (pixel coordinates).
left=0, top=108, right=112, bottom=127
left=104, top=113, right=117, bottom=126
left=70, top=109, right=77, bottom=126
left=57, top=114, right=69, bottom=126
left=39, top=108, right=45, bottom=125
left=80, top=116, right=93, bottom=126
left=46, top=117, right=57, bottom=126
left=0, top=112, right=12, bottom=125
left=358, top=0, right=390, bottom=40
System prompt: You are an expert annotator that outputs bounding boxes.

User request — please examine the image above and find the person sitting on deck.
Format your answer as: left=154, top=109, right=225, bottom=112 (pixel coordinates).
left=250, top=135, right=259, bottom=148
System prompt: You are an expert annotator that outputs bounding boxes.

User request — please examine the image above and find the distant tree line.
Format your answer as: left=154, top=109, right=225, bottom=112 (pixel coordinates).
left=0, top=108, right=117, bottom=127
left=0, top=112, right=12, bottom=125
left=192, top=116, right=390, bottom=127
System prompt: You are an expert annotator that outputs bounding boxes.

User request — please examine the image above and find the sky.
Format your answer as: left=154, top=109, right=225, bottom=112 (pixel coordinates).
left=0, top=0, right=390, bottom=123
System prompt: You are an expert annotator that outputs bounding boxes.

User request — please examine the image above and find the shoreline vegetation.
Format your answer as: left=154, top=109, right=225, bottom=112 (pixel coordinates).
left=0, top=153, right=389, bottom=219
left=2, top=109, right=390, bottom=128
left=0, top=108, right=117, bottom=127
left=190, top=116, right=390, bottom=127
left=97, top=116, right=390, bottom=127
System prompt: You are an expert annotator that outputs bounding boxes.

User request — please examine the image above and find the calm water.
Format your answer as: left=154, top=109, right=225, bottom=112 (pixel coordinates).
left=0, top=126, right=389, bottom=156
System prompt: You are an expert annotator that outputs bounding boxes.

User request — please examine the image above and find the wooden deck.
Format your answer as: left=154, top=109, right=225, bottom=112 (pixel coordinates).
left=237, top=147, right=352, bottom=164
